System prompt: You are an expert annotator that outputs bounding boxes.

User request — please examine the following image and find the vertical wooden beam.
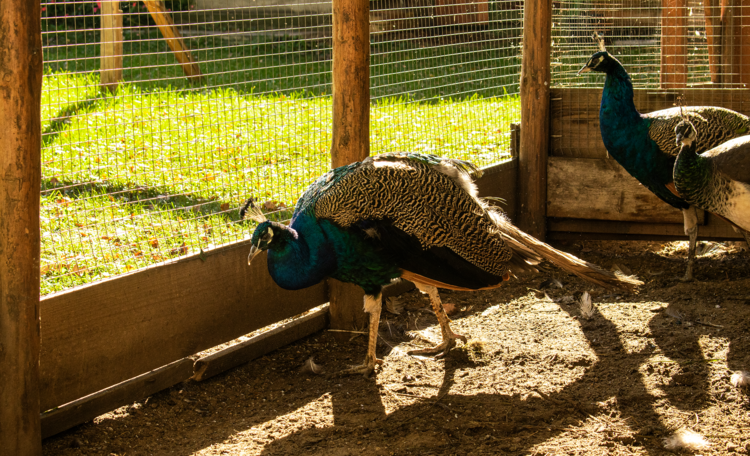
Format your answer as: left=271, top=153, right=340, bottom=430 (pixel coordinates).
left=739, top=0, right=750, bottom=87
left=704, top=0, right=722, bottom=84
left=328, top=0, right=370, bottom=331
left=100, top=0, right=124, bottom=93
left=142, top=0, right=204, bottom=84
left=0, top=0, right=43, bottom=450
left=518, top=0, right=551, bottom=240
left=660, top=0, right=688, bottom=89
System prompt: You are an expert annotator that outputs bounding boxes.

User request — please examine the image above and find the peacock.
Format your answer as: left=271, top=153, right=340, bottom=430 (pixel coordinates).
left=242, top=152, right=641, bottom=377
left=579, top=35, right=750, bottom=280
left=673, top=119, right=750, bottom=245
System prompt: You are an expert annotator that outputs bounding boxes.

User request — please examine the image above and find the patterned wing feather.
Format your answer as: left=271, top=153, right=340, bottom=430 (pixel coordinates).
left=646, top=107, right=750, bottom=157
left=704, top=136, right=750, bottom=184
left=312, top=154, right=514, bottom=277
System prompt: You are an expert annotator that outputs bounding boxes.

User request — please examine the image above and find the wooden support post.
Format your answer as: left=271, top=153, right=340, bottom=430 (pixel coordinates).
left=704, top=0, right=722, bottom=84
left=518, top=0, right=551, bottom=240
left=328, top=0, right=370, bottom=332
left=660, top=0, right=688, bottom=89
left=721, top=0, right=740, bottom=86
left=143, top=0, right=204, bottom=85
left=739, top=0, right=750, bottom=87
left=0, top=0, right=43, bottom=451
left=100, top=0, right=124, bottom=93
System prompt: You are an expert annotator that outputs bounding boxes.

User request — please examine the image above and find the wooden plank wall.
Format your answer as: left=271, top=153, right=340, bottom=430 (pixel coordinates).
left=548, top=87, right=750, bottom=241
left=39, top=241, right=328, bottom=412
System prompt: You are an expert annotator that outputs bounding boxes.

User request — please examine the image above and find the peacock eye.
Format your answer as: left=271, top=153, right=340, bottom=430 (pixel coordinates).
left=261, top=227, right=273, bottom=242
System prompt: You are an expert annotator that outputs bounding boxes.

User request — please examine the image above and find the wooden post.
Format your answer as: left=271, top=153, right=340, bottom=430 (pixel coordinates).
left=328, top=0, right=370, bottom=331
left=0, top=0, right=43, bottom=450
left=739, top=0, right=750, bottom=87
left=143, top=0, right=204, bottom=84
left=518, top=0, right=551, bottom=240
left=100, top=0, right=124, bottom=92
left=660, top=0, right=688, bottom=89
left=704, top=0, right=722, bottom=84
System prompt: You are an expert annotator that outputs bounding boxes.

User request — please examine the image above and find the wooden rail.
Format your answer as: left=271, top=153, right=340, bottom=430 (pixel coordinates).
left=0, top=0, right=43, bottom=451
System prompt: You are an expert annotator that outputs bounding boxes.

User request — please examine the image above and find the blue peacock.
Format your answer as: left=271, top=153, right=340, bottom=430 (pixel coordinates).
left=243, top=152, right=641, bottom=376
left=579, top=35, right=750, bottom=280
left=673, top=119, right=750, bottom=245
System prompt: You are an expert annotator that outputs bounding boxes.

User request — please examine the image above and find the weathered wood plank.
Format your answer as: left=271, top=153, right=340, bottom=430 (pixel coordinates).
left=476, top=158, right=517, bottom=222
left=41, top=359, right=194, bottom=439
left=548, top=212, right=743, bottom=241
left=193, top=306, right=330, bottom=381
left=518, top=0, right=551, bottom=239
left=550, top=88, right=750, bottom=158
left=40, top=240, right=328, bottom=412
left=0, top=0, right=43, bottom=450
left=547, top=156, right=705, bottom=224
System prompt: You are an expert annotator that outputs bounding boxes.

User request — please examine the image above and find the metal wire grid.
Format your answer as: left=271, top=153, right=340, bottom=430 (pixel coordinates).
left=40, top=0, right=521, bottom=295
left=370, top=0, right=523, bottom=166
left=550, top=0, right=737, bottom=89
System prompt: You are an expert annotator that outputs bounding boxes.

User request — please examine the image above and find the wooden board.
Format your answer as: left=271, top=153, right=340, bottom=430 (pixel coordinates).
left=41, top=358, right=194, bottom=439
left=193, top=306, right=329, bottom=381
left=476, top=157, right=518, bottom=221
left=39, top=240, right=328, bottom=412
left=660, top=0, right=688, bottom=89
left=547, top=156, right=705, bottom=224
left=550, top=88, right=750, bottom=159
left=548, top=213, right=743, bottom=241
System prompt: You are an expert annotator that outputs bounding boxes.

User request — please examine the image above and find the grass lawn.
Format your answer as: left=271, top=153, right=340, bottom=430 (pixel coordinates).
left=40, top=29, right=521, bottom=294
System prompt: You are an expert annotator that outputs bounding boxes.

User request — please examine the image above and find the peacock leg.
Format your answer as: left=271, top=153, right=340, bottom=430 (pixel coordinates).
left=732, top=226, right=750, bottom=248
left=681, top=206, right=698, bottom=282
left=339, top=293, right=384, bottom=377
left=408, top=282, right=467, bottom=357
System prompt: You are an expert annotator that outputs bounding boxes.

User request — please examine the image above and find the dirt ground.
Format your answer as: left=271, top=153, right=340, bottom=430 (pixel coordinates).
left=43, top=240, right=750, bottom=455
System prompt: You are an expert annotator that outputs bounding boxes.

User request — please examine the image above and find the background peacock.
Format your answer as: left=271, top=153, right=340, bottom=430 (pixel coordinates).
left=579, top=35, right=750, bottom=280
left=243, top=153, right=641, bottom=376
left=674, top=119, right=750, bottom=245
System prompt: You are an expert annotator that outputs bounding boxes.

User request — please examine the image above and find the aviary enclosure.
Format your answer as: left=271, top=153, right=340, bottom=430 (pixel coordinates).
left=1, top=0, right=749, bottom=452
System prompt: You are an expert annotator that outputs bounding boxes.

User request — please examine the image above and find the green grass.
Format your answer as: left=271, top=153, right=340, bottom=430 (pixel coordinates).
left=40, top=31, right=521, bottom=295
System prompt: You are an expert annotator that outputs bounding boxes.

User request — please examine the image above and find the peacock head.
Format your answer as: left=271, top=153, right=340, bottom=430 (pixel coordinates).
left=248, top=220, right=294, bottom=265
left=578, top=51, right=620, bottom=75
left=674, top=120, right=697, bottom=147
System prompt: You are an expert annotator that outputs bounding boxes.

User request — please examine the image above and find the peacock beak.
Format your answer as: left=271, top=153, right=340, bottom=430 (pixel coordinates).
left=247, top=245, right=263, bottom=266
left=577, top=65, right=592, bottom=76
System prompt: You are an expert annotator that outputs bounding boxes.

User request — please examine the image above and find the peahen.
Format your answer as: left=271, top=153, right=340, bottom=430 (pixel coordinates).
left=579, top=35, right=750, bottom=280
left=673, top=119, right=750, bottom=245
left=242, top=153, right=641, bottom=376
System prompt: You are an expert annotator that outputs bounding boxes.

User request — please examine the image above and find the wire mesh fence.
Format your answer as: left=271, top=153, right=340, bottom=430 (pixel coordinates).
left=40, top=0, right=523, bottom=295
left=552, top=0, right=750, bottom=90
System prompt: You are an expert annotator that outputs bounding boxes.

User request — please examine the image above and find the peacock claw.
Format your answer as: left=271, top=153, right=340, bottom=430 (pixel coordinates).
left=408, top=333, right=467, bottom=358
left=339, top=358, right=383, bottom=378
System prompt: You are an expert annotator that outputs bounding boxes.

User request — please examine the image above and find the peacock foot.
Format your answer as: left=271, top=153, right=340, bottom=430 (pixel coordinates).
left=339, top=358, right=383, bottom=378
left=679, top=265, right=694, bottom=282
left=408, top=333, right=468, bottom=358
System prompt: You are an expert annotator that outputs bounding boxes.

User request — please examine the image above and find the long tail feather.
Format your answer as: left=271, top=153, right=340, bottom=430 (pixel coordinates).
left=497, top=220, right=642, bottom=292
